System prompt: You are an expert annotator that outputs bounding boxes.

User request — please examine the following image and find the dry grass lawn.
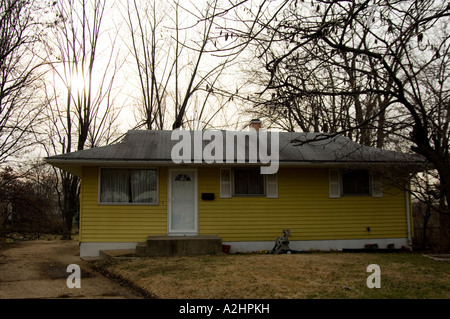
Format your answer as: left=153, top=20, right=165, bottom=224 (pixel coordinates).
left=93, top=252, right=450, bottom=299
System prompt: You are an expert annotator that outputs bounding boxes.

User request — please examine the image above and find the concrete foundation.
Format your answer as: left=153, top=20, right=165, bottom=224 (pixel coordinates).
left=81, top=237, right=410, bottom=257
left=135, top=235, right=222, bottom=257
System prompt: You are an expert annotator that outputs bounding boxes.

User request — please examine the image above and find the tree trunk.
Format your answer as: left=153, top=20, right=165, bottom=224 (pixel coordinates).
left=60, top=175, right=79, bottom=240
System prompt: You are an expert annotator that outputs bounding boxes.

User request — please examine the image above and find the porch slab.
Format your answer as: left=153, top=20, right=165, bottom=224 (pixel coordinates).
left=135, top=235, right=222, bottom=257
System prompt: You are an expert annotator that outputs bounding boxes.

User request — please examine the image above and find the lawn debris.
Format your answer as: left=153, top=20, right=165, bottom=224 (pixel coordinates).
left=269, top=229, right=293, bottom=254
left=268, top=229, right=310, bottom=254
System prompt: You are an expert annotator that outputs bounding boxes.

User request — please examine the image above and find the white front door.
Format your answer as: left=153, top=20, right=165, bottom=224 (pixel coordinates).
left=168, top=169, right=198, bottom=235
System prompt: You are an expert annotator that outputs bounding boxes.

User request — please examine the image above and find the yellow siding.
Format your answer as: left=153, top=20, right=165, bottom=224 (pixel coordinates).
left=80, top=166, right=409, bottom=243
left=198, top=167, right=409, bottom=242
left=80, top=166, right=167, bottom=242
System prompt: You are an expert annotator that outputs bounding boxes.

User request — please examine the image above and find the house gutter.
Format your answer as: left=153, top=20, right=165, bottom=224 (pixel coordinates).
left=45, top=159, right=424, bottom=166
left=45, top=159, right=174, bottom=166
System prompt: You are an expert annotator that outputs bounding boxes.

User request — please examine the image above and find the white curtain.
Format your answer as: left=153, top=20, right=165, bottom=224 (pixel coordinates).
left=130, top=169, right=157, bottom=203
left=100, top=169, right=129, bottom=203
left=100, top=169, right=157, bottom=203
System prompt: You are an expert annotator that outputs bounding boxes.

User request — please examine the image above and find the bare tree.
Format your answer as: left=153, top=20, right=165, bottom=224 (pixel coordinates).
left=0, top=0, right=50, bottom=164
left=0, top=164, right=61, bottom=241
left=235, top=0, right=450, bottom=248
left=43, top=0, right=122, bottom=239
left=230, top=1, right=399, bottom=147
left=123, top=0, right=242, bottom=131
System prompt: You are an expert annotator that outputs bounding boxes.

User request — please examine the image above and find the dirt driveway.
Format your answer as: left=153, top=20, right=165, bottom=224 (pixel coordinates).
left=0, top=240, right=142, bottom=299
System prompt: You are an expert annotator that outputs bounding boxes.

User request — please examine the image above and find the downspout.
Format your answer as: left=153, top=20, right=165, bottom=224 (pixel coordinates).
left=405, top=190, right=412, bottom=247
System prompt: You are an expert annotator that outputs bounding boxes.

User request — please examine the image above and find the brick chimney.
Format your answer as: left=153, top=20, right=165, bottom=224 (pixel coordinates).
left=249, top=119, right=262, bottom=131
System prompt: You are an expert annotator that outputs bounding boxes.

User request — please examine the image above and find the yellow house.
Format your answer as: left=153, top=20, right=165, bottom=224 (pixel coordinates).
left=46, top=127, right=424, bottom=257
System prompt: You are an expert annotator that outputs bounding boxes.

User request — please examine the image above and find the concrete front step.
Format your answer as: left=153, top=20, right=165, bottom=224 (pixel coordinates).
left=136, top=235, right=222, bottom=257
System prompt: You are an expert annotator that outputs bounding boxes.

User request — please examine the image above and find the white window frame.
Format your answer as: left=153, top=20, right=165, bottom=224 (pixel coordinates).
left=329, top=169, right=383, bottom=198
left=232, top=168, right=266, bottom=197
left=98, top=167, right=159, bottom=205
left=220, top=167, right=278, bottom=199
left=341, top=169, right=372, bottom=197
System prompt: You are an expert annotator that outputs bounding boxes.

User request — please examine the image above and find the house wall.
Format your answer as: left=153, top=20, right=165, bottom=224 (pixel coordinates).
left=79, top=166, right=411, bottom=255
left=80, top=166, right=168, bottom=243
left=198, top=167, right=409, bottom=242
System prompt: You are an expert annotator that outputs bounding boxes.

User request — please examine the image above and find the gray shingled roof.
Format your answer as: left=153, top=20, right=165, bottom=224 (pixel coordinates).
left=45, top=129, right=424, bottom=165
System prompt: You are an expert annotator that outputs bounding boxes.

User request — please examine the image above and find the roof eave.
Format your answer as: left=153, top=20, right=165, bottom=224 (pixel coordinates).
left=45, top=158, right=427, bottom=172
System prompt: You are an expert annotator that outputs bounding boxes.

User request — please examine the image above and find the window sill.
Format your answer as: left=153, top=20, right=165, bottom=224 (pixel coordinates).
left=341, top=194, right=371, bottom=197
left=98, top=202, right=159, bottom=206
left=232, top=194, right=266, bottom=197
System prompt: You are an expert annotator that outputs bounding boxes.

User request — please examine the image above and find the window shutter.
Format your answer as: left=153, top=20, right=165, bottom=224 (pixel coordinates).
left=266, top=173, right=278, bottom=199
left=220, top=168, right=232, bottom=198
left=371, top=174, right=383, bottom=198
left=329, top=169, right=341, bottom=198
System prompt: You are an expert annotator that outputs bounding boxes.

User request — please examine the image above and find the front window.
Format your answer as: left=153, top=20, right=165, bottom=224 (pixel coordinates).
left=233, top=169, right=265, bottom=196
left=341, top=169, right=370, bottom=196
left=100, top=168, right=158, bottom=204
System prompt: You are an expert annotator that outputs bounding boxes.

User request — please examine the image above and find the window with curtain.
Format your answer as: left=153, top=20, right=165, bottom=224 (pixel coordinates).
left=100, top=169, right=158, bottom=204
left=233, top=169, right=265, bottom=196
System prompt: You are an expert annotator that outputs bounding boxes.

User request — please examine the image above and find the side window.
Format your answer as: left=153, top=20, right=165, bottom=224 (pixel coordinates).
left=329, top=169, right=383, bottom=198
left=233, top=169, right=265, bottom=196
left=220, top=168, right=278, bottom=198
left=341, top=169, right=371, bottom=196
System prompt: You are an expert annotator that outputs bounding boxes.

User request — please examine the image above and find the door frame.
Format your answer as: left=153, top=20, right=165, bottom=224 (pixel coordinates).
left=167, top=168, right=198, bottom=235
